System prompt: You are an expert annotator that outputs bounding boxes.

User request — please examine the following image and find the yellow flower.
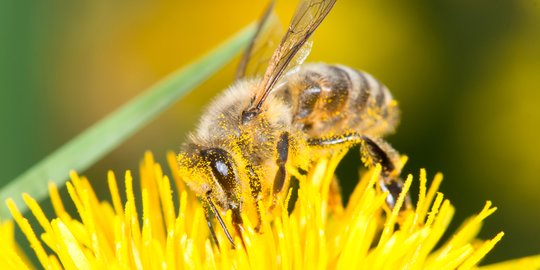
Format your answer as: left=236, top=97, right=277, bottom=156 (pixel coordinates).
left=0, top=220, right=32, bottom=269
left=2, top=151, right=535, bottom=269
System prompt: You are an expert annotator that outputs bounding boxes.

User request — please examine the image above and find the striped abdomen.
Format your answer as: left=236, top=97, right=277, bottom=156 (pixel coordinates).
left=277, top=63, right=400, bottom=138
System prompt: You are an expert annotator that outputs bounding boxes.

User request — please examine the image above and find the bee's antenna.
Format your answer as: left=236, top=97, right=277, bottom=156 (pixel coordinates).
left=203, top=202, right=221, bottom=248
left=206, top=194, right=236, bottom=248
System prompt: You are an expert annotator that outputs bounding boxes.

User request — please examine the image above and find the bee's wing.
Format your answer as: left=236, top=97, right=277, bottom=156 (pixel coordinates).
left=235, top=1, right=284, bottom=80
left=246, top=0, right=336, bottom=114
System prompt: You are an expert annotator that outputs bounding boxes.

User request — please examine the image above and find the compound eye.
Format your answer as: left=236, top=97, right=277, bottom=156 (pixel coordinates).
left=200, top=148, right=239, bottom=200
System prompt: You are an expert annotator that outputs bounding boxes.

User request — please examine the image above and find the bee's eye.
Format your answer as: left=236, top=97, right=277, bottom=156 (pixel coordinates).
left=200, top=148, right=239, bottom=200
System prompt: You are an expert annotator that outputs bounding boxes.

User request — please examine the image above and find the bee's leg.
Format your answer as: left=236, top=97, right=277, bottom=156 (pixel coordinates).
left=273, top=132, right=290, bottom=195
left=308, top=133, right=411, bottom=211
left=267, top=132, right=290, bottom=213
left=205, top=193, right=236, bottom=249
left=307, top=132, right=363, bottom=146
left=360, top=136, right=412, bottom=211
left=230, top=206, right=249, bottom=249
left=246, top=165, right=263, bottom=232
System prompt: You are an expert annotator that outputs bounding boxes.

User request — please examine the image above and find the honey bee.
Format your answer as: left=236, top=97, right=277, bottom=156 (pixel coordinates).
left=177, top=0, right=409, bottom=247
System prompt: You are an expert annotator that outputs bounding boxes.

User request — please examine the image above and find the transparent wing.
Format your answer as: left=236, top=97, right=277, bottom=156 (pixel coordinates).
left=235, top=1, right=283, bottom=80
left=244, top=0, right=337, bottom=117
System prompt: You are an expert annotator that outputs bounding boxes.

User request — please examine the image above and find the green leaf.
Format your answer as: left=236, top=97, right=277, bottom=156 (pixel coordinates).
left=0, top=23, right=256, bottom=220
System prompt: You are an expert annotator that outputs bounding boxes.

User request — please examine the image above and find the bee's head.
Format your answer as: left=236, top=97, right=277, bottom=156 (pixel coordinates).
left=177, top=146, right=242, bottom=210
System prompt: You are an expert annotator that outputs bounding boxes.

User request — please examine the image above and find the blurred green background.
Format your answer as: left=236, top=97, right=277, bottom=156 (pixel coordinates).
left=1, top=0, right=538, bottom=264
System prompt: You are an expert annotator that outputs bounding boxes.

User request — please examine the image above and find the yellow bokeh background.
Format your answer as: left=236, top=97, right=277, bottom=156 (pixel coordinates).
left=1, top=0, right=539, bottom=264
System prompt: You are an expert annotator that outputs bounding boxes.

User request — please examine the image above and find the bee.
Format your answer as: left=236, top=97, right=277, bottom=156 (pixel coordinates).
left=177, top=0, right=409, bottom=247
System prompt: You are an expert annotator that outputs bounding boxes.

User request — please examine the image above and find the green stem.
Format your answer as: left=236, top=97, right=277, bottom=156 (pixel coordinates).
left=0, top=23, right=256, bottom=220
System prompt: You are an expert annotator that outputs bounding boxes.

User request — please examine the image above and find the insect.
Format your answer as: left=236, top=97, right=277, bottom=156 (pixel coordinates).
left=177, top=0, right=409, bottom=247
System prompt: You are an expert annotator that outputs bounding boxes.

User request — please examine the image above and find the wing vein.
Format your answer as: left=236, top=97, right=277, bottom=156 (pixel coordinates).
left=242, top=0, right=337, bottom=122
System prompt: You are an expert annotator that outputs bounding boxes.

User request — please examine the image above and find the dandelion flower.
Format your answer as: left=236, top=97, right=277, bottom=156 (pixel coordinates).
left=3, top=150, right=525, bottom=269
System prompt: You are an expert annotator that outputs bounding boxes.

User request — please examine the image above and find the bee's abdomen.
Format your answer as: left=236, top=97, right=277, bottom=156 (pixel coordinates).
left=280, top=63, right=399, bottom=138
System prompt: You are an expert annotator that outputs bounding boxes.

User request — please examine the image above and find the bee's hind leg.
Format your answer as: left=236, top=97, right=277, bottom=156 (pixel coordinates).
left=307, top=133, right=411, bottom=212
left=360, top=136, right=412, bottom=212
